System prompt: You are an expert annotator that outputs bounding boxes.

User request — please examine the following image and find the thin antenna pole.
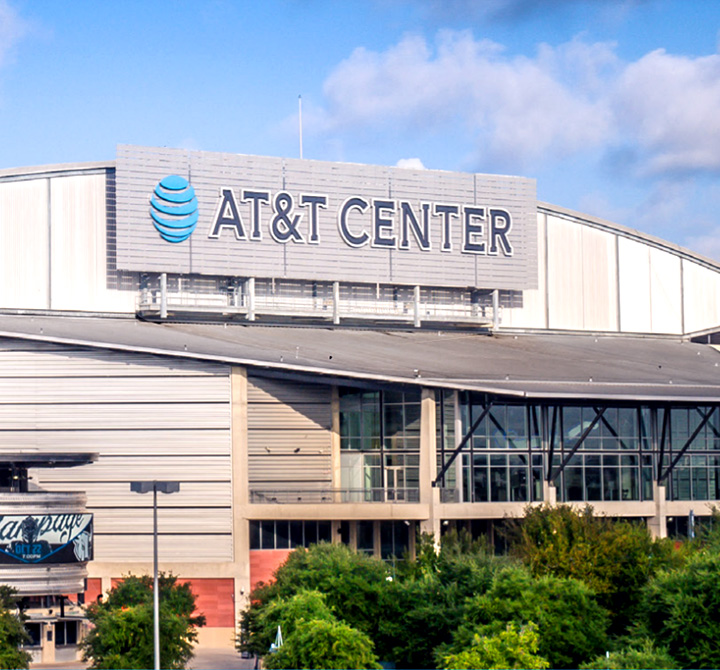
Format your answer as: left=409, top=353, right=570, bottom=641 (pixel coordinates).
left=298, top=95, right=303, bottom=159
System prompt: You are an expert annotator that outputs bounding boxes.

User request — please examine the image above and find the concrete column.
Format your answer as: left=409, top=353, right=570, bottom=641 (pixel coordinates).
left=543, top=480, right=557, bottom=505
left=419, top=388, right=440, bottom=549
left=231, top=367, right=251, bottom=628
left=331, top=386, right=342, bottom=502
left=41, top=622, right=55, bottom=665
left=648, top=482, right=667, bottom=538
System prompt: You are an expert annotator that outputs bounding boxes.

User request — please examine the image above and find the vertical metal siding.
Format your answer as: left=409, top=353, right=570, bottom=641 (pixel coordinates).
left=682, top=258, right=720, bottom=333
left=648, top=247, right=682, bottom=334
left=546, top=215, right=584, bottom=329
left=0, top=179, right=50, bottom=309
left=581, top=225, right=618, bottom=331
left=618, top=237, right=652, bottom=333
left=49, top=174, right=133, bottom=312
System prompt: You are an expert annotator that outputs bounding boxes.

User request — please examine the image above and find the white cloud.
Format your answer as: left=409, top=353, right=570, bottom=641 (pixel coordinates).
left=316, top=30, right=720, bottom=178
left=396, top=157, right=426, bottom=169
left=613, top=49, right=720, bottom=174
left=0, top=0, right=28, bottom=69
left=321, top=31, right=613, bottom=172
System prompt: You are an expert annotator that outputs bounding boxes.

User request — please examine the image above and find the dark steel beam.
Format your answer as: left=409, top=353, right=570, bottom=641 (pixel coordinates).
left=433, top=400, right=494, bottom=487
left=659, top=407, right=716, bottom=483
left=549, top=407, right=607, bottom=483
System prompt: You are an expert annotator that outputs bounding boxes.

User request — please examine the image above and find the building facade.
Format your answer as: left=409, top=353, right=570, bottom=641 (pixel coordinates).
left=1, top=145, right=720, bottom=652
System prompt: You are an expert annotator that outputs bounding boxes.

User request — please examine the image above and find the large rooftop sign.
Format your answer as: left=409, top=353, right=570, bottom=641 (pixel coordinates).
left=116, top=145, right=538, bottom=289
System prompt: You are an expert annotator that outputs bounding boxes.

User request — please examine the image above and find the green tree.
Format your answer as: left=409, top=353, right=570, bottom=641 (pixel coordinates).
left=264, top=618, right=381, bottom=670
left=80, top=573, right=205, bottom=670
left=442, top=622, right=549, bottom=670
left=0, top=586, right=31, bottom=670
left=445, top=565, right=609, bottom=669
left=239, top=543, right=388, bottom=656
left=506, top=504, right=679, bottom=632
left=377, top=530, right=508, bottom=668
left=638, top=549, right=720, bottom=669
left=580, top=638, right=678, bottom=669
left=252, top=590, right=336, bottom=655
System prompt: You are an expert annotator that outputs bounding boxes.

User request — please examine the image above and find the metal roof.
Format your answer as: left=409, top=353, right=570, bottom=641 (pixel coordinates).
left=1, top=313, right=719, bottom=402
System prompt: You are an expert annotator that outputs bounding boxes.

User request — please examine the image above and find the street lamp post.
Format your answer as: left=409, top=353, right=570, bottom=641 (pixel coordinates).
left=130, top=480, right=180, bottom=670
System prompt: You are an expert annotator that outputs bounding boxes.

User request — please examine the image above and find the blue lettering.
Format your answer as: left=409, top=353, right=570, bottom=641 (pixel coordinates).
left=209, top=189, right=246, bottom=240
left=489, top=208, right=513, bottom=256
left=434, top=204, right=459, bottom=252
left=399, top=202, right=431, bottom=251
left=242, top=190, right=269, bottom=241
left=372, top=200, right=396, bottom=248
left=301, top=194, right=327, bottom=244
left=338, top=197, right=370, bottom=247
left=270, top=192, right=304, bottom=243
left=462, top=206, right=486, bottom=254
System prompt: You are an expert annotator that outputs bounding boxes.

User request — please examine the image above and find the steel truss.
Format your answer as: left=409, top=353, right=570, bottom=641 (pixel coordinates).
left=433, top=396, right=720, bottom=497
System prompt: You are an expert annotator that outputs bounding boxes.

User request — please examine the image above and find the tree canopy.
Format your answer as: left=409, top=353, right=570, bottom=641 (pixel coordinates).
left=80, top=573, right=205, bottom=670
left=0, top=586, right=31, bottom=670
left=238, top=506, right=716, bottom=670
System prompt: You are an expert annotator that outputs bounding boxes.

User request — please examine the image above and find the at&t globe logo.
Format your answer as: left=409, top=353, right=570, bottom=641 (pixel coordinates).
left=150, top=175, right=199, bottom=243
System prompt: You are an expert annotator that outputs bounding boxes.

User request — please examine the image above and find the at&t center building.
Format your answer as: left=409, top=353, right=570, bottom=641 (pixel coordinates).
left=2, top=145, right=720, bottom=654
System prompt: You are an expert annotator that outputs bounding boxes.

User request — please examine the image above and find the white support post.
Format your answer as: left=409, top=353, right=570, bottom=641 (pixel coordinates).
left=246, top=277, right=256, bottom=321
left=332, top=281, right=340, bottom=325
left=160, top=273, right=167, bottom=319
left=413, top=285, right=421, bottom=328
left=492, top=289, right=500, bottom=330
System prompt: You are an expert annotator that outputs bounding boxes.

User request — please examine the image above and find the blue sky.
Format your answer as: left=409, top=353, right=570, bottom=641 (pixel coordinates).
left=2, top=0, right=720, bottom=258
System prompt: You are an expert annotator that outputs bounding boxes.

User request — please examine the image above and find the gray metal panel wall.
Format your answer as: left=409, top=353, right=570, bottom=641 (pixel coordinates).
left=247, top=376, right=332, bottom=488
left=116, top=145, right=538, bottom=290
left=0, top=338, right=232, bottom=562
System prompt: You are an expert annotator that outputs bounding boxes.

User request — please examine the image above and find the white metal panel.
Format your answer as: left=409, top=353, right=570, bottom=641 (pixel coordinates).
left=0, top=375, right=230, bottom=403
left=500, top=213, right=547, bottom=329
left=0, top=179, right=49, bottom=308
left=248, top=377, right=332, bottom=404
left=618, top=237, right=652, bottom=333
left=546, top=215, right=584, bottom=329
left=93, top=534, right=233, bottom=562
left=93, top=507, right=232, bottom=534
left=648, top=247, right=683, bottom=334
left=50, top=174, right=104, bottom=309
left=42, top=481, right=233, bottom=508
left=248, top=377, right=333, bottom=487
left=0, top=403, right=229, bottom=429
left=40, top=456, right=231, bottom=481
left=683, top=259, right=720, bottom=333
left=248, top=430, right=332, bottom=454
left=581, top=225, right=618, bottom=331
left=0, top=346, right=228, bottom=377
left=248, top=404, right=330, bottom=430
left=5, top=429, right=230, bottom=455
left=0, top=340, right=235, bottom=563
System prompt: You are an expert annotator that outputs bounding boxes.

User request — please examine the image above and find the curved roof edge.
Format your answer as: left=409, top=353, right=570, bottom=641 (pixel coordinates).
left=0, top=161, right=115, bottom=182
left=539, top=200, right=720, bottom=273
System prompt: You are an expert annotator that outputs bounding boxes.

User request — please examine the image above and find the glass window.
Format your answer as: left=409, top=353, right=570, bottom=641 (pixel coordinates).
left=357, top=521, right=374, bottom=555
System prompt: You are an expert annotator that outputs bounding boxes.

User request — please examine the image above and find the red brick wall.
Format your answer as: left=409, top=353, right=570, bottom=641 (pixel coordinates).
left=85, top=578, right=103, bottom=603
left=250, top=549, right=293, bottom=591
left=97, top=577, right=235, bottom=628
left=181, top=578, right=235, bottom=628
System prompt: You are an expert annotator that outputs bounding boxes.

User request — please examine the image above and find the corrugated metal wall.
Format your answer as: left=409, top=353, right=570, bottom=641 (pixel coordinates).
left=0, top=339, right=232, bottom=562
left=247, top=376, right=332, bottom=490
left=0, top=171, right=136, bottom=313
left=502, top=211, right=720, bottom=335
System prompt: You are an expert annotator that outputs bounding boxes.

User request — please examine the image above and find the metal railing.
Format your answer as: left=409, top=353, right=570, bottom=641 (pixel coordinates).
left=250, top=488, right=421, bottom=504
left=136, top=282, right=496, bottom=327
